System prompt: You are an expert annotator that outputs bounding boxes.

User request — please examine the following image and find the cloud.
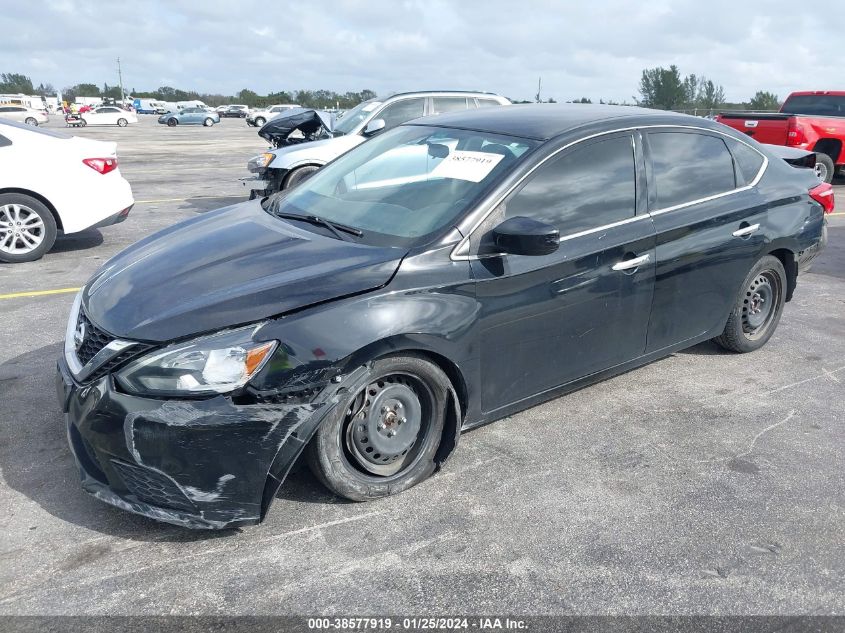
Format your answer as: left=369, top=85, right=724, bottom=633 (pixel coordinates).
left=2, top=0, right=843, bottom=102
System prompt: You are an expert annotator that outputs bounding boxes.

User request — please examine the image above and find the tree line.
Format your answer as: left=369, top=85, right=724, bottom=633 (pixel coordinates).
left=3, top=69, right=783, bottom=112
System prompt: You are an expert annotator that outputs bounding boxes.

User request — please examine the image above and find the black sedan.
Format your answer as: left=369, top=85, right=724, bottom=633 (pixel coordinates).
left=219, top=105, right=248, bottom=118
left=57, top=105, right=830, bottom=529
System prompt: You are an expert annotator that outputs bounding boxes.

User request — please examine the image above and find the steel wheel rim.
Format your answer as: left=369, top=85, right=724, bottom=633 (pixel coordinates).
left=0, top=204, right=45, bottom=254
left=341, top=372, right=433, bottom=477
left=741, top=271, right=780, bottom=339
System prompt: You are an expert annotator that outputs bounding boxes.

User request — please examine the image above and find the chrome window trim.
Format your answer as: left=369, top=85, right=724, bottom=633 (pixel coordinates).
left=449, top=123, right=769, bottom=262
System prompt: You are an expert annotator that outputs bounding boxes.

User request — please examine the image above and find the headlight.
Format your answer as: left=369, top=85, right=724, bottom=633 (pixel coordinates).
left=116, top=326, right=277, bottom=396
left=247, top=153, right=275, bottom=172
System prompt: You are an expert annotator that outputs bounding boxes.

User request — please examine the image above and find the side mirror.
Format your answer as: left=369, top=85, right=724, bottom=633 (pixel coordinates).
left=492, top=216, right=559, bottom=256
left=363, top=118, right=386, bottom=136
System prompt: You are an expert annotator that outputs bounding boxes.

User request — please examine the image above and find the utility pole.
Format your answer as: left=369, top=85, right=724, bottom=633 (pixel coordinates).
left=535, top=76, right=542, bottom=103
left=117, top=57, right=125, bottom=105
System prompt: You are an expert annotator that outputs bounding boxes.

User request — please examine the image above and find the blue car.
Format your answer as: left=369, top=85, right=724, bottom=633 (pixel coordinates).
left=158, top=107, right=220, bottom=127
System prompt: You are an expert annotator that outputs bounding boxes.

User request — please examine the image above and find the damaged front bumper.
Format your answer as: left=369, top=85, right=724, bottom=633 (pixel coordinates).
left=56, top=356, right=346, bottom=530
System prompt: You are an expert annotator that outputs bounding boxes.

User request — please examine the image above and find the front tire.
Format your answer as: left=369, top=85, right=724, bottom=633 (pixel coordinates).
left=254, top=117, right=266, bottom=127
left=307, top=355, right=450, bottom=501
left=814, top=153, right=835, bottom=184
left=167, top=118, right=177, bottom=127
left=0, top=194, right=58, bottom=263
left=117, top=118, right=128, bottom=127
left=713, top=255, right=787, bottom=353
left=203, top=118, right=214, bottom=127
left=283, top=165, right=320, bottom=190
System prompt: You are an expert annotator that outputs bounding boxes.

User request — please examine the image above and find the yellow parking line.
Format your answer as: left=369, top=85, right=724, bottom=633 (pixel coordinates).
left=830, top=211, right=844, bottom=216
left=135, top=195, right=243, bottom=204
left=0, top=287, right=81, bottom=300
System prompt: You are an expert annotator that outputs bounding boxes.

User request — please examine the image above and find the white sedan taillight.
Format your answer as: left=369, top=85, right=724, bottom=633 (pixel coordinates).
left=82, top=157, right=118, bottom=175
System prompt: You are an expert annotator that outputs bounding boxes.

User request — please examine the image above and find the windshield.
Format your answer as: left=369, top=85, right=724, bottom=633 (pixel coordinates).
left=781, top=94, right=845, bottom=117
left=333, top=100, right=383, bottom=136
left=268, top=125, right=538, bottom=246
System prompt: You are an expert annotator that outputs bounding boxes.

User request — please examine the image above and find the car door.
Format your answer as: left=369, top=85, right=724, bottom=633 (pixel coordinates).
left=468, top=132, right=656, bottom=414
left=641, top=128, right=769, bottom=352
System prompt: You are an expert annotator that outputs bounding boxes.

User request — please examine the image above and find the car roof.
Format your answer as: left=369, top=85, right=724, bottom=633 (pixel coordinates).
left=787, top=91, right=845, bottom=97
left=406, top=103, right=708, bottom=140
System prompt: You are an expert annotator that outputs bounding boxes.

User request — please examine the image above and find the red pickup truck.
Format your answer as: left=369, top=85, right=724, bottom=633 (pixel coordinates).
left=716, top=91, right=845, bottom=183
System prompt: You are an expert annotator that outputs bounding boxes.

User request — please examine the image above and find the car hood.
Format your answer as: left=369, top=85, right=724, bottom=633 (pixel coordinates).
left=83, top=199, right=407, bottom=342
left=258, top=108, right=334, bottom=148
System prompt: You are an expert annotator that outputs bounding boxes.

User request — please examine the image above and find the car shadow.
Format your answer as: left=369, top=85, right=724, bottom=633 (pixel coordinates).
left=677, top=340, right=724, bottom=356
left=51, top=228, right=104, bottom=253
left=0, top=342, right=346, bottom=540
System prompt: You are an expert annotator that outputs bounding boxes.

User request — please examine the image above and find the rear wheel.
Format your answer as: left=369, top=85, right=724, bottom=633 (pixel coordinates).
left=283, top=165, right=320, bottom=189
left=814, top=153, right=835, bottom=184
left=203, top=118, right=214, bottom=127
left=0, top=194, right=58, bottom=263
left=307, top=355, right=449, bottom=501
left=117, top=118, right=128, bottom=127
left=24, top=117, right=38, bottom=126
left=167, top=118, right=177, bottom=127
left=713, top=255, right=786, bottom=353
left=254, top=117, right=266, bottom=127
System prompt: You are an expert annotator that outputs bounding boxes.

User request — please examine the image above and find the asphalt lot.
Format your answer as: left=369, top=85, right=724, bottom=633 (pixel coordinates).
left=0, top=115, right=843, bottom=616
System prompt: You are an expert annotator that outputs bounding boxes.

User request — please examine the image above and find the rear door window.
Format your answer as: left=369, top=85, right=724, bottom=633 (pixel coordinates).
left=647, top=131, right=736, bottom=209
left=504, top=134, right=637, bottom=235
left=726, top=139, right=765, bottom=185
left=431, top=97, right=471, bottom=115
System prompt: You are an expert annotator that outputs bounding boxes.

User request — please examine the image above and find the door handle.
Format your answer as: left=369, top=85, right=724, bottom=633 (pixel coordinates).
left=611, top=253, right=650, bottom=271
left=732, top=223, right=760, bottom=238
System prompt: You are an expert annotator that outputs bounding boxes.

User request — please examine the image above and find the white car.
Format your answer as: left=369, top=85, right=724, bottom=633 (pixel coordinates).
left=246, top=104, right=300, bottom=127
left=0, top=120, right=134, bottom=262
left=80, top=106, right=138, bottom=127
left=0, top=105, right=49, bottom=126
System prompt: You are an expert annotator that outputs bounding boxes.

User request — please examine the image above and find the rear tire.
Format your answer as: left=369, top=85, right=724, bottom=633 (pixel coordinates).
left=203, top=118, right=214, bottom=127
left=814, top=153, right=835, bottom=184
left=254, top=117, right=266, bottom=127
left=117, top=118, right=128, bottom=127
left=713, top=255, right=787, bottom=353
left=283, top=165, right=320, bottom=190
left=167, top=118, right=177, bottom=127
left=307, top=355, right=449, bottom=501
left=24, top=117, right=38, bottom=126
left=0, top=193, right=58, bottom=263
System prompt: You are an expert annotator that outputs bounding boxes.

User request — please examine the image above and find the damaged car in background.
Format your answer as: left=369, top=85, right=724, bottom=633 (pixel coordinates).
left=243, top=90, right=511, bottom=198
left=58, top=104, right=829, bottom=529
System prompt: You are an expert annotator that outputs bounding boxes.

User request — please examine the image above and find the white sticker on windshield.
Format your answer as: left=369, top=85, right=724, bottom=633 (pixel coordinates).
left=430, top=150, right=505, bottom=182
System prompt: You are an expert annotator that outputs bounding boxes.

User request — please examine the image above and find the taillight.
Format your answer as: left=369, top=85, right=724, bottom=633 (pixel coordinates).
left=809, top=182, right=835, bottom=214
left=786, top=120, right=806, bottom=146
left=82, top=157, right=118, bottom=175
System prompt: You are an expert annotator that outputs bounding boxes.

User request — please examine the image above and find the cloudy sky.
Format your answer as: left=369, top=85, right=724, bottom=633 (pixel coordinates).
left=3, top=0, right=843, bottom=103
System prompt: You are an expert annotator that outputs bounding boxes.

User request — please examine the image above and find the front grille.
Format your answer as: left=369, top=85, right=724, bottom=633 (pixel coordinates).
left=72, top=309, right=154, bottom=382
left=111, top=460, right=197, bottom=512
left=75, top=311, right=112, bottom=366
